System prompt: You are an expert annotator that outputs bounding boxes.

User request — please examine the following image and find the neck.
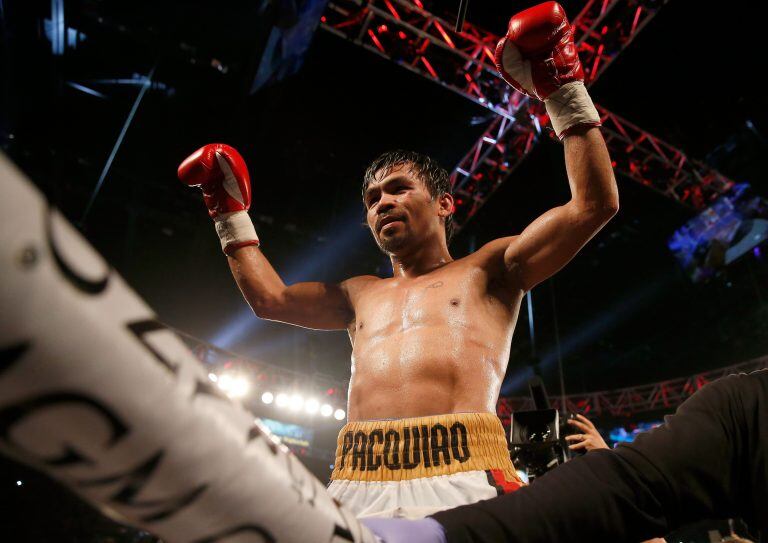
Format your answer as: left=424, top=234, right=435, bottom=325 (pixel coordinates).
left=389, top=238, right=453, bottom=278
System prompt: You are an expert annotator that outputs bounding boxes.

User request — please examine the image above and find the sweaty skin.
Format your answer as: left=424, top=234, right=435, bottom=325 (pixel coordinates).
left=344, top=244, right=521, bottom=420
left=226, top=127, right=618, bottom=422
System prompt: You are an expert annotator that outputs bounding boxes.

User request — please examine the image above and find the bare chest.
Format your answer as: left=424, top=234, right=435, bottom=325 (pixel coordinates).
left=351, top=270, right=507, bottom=341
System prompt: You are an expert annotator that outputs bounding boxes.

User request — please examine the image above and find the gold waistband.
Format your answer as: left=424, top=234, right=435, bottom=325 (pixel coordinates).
left=330, top=412, right=519, bottom=483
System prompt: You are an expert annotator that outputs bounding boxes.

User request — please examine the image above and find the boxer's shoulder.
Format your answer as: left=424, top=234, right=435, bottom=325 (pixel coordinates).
left=464, top=236, right=519, bottom=272
left=341, top=274, right=383, bottom=301
left=475, top=236, right=519, bottom=256
left=466, top=237, right=526, bottom=300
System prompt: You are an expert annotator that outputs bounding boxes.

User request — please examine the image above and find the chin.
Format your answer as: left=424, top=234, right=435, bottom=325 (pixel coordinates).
left=378, top=233, right=409, bottom=254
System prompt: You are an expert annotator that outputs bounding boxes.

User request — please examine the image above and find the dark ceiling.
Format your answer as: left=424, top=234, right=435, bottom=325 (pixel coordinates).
left=2, top=0, right=767, bottom=397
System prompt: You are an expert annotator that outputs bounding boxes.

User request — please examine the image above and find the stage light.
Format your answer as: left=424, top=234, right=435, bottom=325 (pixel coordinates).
left=66, top=81, right=106, bottom=99
left=334, top=409, right=346, bottom=421
left=289, top=394, right=304, bottom=411
left=276, top=393, right=290, bottom=408
left=305, top=398, right=319, bottom=414
left=208, top=373, right=218, bottom=382
left=216, top=374, right=250, bottom=398
left=261, top=391, right=274, bottom=404
left=229, top=377, right=250, bottom=398
left=217, top=374, right=233, bottom=391
left=16, top=481, right=22, bottom=487
left=320, top=404, right=333, bottom=417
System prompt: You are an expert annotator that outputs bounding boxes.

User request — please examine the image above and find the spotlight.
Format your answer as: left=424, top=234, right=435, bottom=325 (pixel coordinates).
left=305, top=398, right=319, bottom=414
left=16, top=481, right=22, bottom=487
left=289, top=394, right=304, bottom=411
left=320, top=404, right=333, bottom=417
left=228, top=376, right=250, bottom=398
left=261, top=391, right=274, bottom=404
left=217, top=374, right=233, bottom=391
left=216, top=373, right=251, bottom=398
left=334, top=408, right=346, bottom=421
left=276, top=393, right=290, bottom=408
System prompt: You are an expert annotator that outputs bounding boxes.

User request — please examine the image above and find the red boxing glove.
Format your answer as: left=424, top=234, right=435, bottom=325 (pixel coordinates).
left=178, top=143, right=260, bottom=254
left=495, top=1, right=600, bottom=138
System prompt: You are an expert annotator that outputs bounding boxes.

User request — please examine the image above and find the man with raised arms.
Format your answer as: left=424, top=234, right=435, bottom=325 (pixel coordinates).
left=178, top=1, right=618, bottom=519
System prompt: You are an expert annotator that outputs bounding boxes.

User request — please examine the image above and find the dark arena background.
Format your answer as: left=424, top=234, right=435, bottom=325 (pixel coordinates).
left=0, top=0, right=765, bottom=541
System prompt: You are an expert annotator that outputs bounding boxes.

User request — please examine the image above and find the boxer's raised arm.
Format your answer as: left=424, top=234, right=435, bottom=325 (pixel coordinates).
left=494, top=3, right=618, bottom=292
left=178, top=143, right=369, bottom=330
left=503, top=126, right=618, bottom=291
left=228, top=246, right=373, bottom=330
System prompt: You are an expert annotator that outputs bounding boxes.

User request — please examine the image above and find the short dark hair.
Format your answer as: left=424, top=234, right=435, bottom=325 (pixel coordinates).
left=362, top=150, right=454, bottom=242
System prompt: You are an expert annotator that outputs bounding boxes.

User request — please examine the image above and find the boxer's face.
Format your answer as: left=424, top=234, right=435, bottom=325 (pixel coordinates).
left=364, top=163, right=450, bottom=255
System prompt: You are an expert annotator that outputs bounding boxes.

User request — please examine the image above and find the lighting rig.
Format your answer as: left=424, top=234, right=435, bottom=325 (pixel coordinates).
left=320, top=0, right=736, bottom=231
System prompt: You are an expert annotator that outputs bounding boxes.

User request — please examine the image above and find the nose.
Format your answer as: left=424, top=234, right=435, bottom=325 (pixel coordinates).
left=376, top=193, right=397, bottom=213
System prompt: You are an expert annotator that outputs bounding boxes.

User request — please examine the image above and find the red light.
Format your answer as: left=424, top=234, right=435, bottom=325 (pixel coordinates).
left=398, top=31, right=407, bottom=40
left=321, top=16, right=326, bottom=23
left=327, top=388, right=335, bottom=395
left=419, top=56, right=438, bottom=79
left=433, top=21, right=455, bottom=49
left=378, top=24, right=388, bottom=33
left=367, top=29, right=386, bottom=53
left=383, top=0, right=401, bottom=20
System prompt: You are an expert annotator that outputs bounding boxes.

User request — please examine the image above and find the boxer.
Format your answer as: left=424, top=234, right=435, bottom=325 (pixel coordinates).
left=179, top=1, right=617, bottom=519
left=3, top=151, right=763, bottom=542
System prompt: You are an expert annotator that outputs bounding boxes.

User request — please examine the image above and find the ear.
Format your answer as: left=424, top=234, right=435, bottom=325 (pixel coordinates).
left=437, top=192, right=454, bottom=219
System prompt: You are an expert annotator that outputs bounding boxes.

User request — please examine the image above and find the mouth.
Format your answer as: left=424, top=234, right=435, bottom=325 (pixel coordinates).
left=378, top=216, right=405, bottom=232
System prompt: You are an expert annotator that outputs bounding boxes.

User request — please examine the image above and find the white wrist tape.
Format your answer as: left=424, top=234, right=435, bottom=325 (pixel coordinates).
left=544, top=81, right=601, bottom=138
left=213, top=210, right=260, bottom=254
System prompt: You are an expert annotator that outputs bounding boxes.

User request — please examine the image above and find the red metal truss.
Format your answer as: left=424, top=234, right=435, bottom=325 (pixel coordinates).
left=449, top=0, right=678, bottom=230
left=450, top=112, right=541, bottom=227
left=450, top=103, right=736, bottom=230
left=496, top=356, right=768, bottom=427
left=599, top=105, right=735, bottom=208
left=321, top=0, right=527, bottom=120
left=573, top=0, right=670, bottom=84
left=322, top=1, right=733, bottom=230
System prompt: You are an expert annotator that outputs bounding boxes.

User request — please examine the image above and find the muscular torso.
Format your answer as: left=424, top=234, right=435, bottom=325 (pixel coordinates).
left=346, top=249, right=523, bottom=421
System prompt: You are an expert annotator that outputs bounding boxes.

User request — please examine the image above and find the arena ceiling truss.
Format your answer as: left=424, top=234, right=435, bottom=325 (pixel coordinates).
left=321, top=0, right=735, bottom=231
